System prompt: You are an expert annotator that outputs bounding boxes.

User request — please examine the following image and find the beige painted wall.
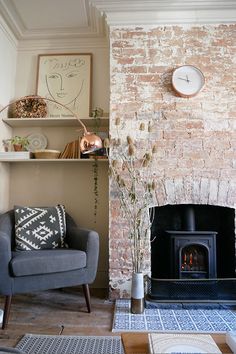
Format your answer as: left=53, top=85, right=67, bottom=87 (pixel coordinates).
left=3, top=42, right=110, bottom=288
left=0, top=21, right=17, bottom=212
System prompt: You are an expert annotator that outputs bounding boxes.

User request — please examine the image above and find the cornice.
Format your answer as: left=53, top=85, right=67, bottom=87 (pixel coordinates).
left=17, top=37, right=109, bottom=53
left=90, top=0, right=236, bottom=25
left=0, top=13, right=18, bottom=49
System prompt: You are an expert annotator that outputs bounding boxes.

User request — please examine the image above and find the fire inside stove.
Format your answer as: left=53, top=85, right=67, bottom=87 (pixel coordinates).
left=181, top=245, right=207, bottom=273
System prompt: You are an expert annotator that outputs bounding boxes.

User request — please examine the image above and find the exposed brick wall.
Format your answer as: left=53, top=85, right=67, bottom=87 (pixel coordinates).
left=109, top=24, right=236, bottom=298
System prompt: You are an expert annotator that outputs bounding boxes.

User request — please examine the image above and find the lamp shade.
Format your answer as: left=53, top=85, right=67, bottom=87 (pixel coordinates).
left=80, top=132, right=103, bottom=154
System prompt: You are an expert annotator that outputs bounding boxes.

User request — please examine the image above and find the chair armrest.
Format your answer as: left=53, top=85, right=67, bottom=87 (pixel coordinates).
left=0, top=231, right=12, bottom=264
left=0, top=231, right=13, bottom=293
left=66, top=227, right=99, bottom=280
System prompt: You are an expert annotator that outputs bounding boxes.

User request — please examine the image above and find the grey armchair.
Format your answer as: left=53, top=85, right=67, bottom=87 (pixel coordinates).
left=0, top=210, right=99, bottom=329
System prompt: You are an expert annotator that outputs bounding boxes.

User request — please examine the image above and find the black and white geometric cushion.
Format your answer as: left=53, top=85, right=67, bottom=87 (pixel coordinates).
left=14, top=205, right=66, bottom=251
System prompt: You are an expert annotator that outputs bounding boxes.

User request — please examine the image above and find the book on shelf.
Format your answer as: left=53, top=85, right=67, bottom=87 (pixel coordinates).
left=0, top=151, right=32, bottom=159
left=148, top=333, right=222, bottom=354
left=59, top=139, right=80, bottom=159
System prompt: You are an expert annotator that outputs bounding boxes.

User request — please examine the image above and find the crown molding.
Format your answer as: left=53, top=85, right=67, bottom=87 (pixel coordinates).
left=90, top=0, right=236, bottom=25
left=0, top=13, right=18, bottom=49
left=0, top=0, right=107, bottom=40
left=17, top=37, right=109, bottom=52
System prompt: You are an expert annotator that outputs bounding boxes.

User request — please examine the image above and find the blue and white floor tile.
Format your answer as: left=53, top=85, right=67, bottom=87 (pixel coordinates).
left=112, top=299, right=236, bottom=333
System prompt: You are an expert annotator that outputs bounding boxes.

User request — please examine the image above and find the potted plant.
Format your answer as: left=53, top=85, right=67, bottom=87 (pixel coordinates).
left=10, top=136, right=29, bottom=151
left=107, top=117, right=157, bottom=314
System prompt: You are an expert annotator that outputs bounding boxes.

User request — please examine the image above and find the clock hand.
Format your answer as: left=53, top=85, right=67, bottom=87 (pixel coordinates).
left=186, top=75, right=191, bottom=83
left=178, top=77, right=188, bottom=82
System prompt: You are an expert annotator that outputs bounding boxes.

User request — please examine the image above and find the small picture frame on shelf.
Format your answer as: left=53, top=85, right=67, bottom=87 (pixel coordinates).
left=36, top=53, right=92, bottom=119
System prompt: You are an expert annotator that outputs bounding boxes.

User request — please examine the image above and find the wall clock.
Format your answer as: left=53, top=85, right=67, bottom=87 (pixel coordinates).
left=171, top=65, right=205, bottom=98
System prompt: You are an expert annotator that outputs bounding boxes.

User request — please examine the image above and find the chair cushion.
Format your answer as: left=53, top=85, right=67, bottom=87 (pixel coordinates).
left=14, top=205, right=66, bottom=250
left=10, top=249, right=86, bottom=276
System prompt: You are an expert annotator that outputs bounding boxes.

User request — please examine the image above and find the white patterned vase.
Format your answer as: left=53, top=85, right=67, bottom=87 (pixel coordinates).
left=131, top=272, right=145, bottom=314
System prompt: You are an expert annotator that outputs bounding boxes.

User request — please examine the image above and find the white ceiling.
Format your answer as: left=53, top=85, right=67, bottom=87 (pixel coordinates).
left=0, top=0, right=235, bottom=41
left=12, top=0, right=89, bottom=29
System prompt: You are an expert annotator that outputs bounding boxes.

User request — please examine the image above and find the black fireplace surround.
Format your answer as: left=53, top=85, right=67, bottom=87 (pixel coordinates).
left=148, top=204, right=236, bottom=301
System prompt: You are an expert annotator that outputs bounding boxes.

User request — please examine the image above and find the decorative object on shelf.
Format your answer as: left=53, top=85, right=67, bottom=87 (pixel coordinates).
left=172, top=65, right=205, bottom=98
left=91, top=107, right=104, bottom=118
left=36, top=53, right=92, bottom=118
left=10, top=135, right=29, bottom=151
left=13, top=95, right=47, bottom=118
left=33, top=149, right=61, bottom=159
left=2, top=139, right=11, bottom=152
left=27, top=133, right=48, bottom=152
left=108, top=118, right=157, bottom=314
left=0, top=96, right=102, bottom=154
left=0, top=151, right=31, bottom=160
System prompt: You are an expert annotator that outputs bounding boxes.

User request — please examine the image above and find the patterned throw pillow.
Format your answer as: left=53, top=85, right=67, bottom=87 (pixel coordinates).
left=14, top=205, right=66, bottom=250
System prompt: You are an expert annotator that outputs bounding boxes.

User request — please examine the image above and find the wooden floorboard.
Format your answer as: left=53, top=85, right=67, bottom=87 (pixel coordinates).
left=0, top=288, right=115, bottom=348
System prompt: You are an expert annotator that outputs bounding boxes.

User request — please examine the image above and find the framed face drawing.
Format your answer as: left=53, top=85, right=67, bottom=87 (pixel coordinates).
left=36, top=53, right=92, bottom=118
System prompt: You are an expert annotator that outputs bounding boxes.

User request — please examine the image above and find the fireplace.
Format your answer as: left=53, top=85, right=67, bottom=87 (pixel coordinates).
left=148, top=204, right=236, bottom=301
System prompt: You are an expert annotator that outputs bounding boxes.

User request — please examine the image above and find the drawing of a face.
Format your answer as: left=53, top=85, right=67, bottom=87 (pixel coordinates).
left=44, top=57, right=86, bottom=106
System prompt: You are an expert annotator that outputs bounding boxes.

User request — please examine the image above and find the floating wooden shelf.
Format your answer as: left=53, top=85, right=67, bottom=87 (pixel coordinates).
left=0, top=158, right=109, bottom=162
left=2, top=117, right=109, bottom=128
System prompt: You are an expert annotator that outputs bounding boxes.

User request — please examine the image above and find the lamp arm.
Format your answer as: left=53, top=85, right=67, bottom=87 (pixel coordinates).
left=0, top=95, right=88, bottom=134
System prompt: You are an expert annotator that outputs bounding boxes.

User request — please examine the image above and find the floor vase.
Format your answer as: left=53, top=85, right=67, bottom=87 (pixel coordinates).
left=131, top=272, right=144, bottom=314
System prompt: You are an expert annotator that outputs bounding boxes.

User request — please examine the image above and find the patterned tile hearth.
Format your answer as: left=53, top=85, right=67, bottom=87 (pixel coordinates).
left=112, top=299, right=236, bottom=333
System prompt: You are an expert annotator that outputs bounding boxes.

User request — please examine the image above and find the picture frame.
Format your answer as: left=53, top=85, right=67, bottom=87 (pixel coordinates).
left=36, top=53, right=92, bottom=118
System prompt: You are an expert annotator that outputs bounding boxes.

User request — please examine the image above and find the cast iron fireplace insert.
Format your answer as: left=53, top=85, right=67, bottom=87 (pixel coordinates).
left=148, top=204, right=236, bottom=301
left=166, top=230, right=217, bottom=279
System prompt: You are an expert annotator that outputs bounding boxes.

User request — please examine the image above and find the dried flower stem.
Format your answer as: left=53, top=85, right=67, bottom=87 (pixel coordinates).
left=108, top=117, right=156, bottom=273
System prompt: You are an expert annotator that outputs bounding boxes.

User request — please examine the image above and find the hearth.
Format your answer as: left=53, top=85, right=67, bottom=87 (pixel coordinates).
left=148, top=204, right=236, bottom=301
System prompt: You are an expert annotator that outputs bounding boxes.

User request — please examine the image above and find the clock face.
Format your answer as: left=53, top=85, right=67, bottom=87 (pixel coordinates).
left=172, top=65, right=205, bottom=98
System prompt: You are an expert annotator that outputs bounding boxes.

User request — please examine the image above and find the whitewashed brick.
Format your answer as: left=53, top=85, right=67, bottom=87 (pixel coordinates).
left=204, top=119, right=229, bottom=131
left=218, top=180, right=229, bottom=206
left=192, top=178, right=201, bottom=204
left=183, top=175, right=194, bottom=204
left=174, top=178, right=185, bottom=204
left=227, top=181, right=236, bottom=207
left=165, top=179, right=176, bottom=204
left=200, top=178, right=210, bottom=204
left=208, top=179, right=219, bottom=205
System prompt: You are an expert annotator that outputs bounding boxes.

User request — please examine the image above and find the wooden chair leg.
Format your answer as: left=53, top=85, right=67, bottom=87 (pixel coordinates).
left=2, top=295, right=12, bottom=330
left=82, top=284, right=91, bottom=313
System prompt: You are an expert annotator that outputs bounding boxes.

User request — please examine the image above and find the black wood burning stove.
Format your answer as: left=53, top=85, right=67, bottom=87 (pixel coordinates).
left=166, top=230, right=217, bottom=279
left=166, top=206, right=217, bottom=279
